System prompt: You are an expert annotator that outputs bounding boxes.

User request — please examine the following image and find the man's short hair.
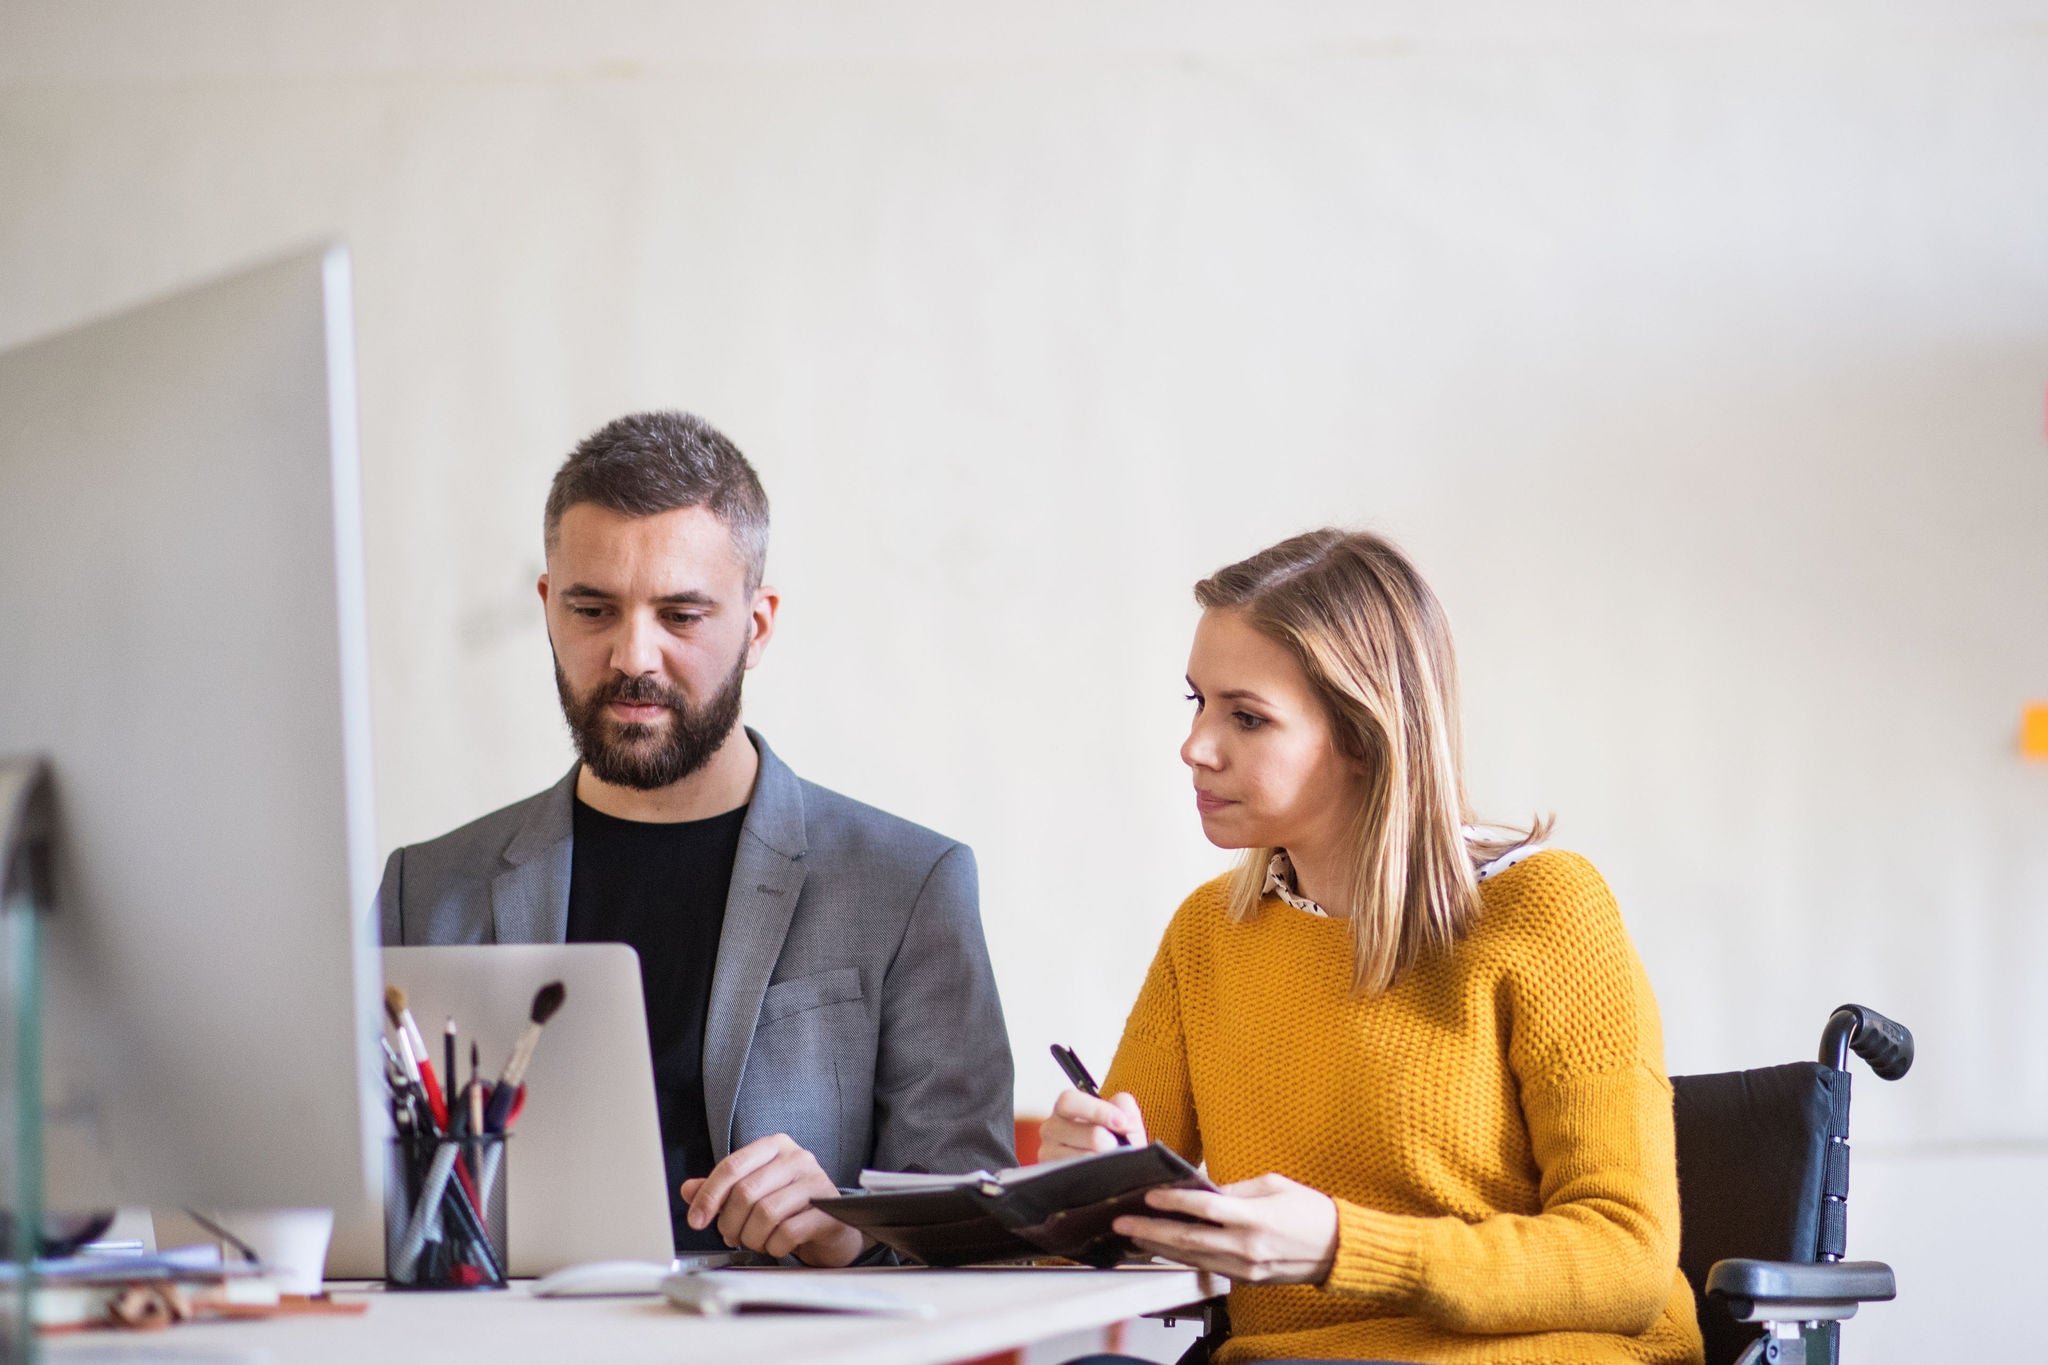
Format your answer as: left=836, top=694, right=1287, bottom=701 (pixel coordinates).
left=544, top=411, right=770, bottom=591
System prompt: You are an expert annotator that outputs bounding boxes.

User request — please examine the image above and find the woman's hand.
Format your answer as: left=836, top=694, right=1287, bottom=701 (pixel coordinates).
left=1039, top=1088, right=1148, bottom=1162
left=1113, top=1172, right=1339, bottom=1285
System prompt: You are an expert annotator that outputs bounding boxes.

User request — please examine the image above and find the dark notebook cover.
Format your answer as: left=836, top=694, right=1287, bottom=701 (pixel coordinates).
left=814, top=1143, right=1216, bottom=1268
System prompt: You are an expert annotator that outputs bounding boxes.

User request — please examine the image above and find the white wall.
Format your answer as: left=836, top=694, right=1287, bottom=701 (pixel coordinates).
left=4, top=4, right=2045, bottom=1357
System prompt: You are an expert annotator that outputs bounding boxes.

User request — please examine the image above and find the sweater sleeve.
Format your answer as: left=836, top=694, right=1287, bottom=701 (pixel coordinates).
left=1102, top=920, right=1202, bottom=1166
left=1321, top=856, right=1680, bottom=1337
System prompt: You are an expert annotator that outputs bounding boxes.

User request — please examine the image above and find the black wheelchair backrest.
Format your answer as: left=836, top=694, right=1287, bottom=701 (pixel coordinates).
left=1673, top=1062, right=1850, bottom=1365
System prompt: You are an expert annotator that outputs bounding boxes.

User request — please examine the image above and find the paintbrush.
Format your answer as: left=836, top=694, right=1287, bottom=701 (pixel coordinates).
left=382, top=987, right=426, bottom=1127
left=469, top=1041, right=484, bottom=1137
left=483, top=981, right=564, bottom=1132
left=381, top=988, right=419, bottom=1073
left=386, top=985, right=448, bottom=1133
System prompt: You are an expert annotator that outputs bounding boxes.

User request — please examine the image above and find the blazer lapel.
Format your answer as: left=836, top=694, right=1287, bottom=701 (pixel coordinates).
left=702, top=730, right=809, bottom=1160
left=489, top=765, right=578, bottom=944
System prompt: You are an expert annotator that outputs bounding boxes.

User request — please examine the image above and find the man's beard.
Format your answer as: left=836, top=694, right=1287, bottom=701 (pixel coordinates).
left=554, top=652, right=747, bottom=792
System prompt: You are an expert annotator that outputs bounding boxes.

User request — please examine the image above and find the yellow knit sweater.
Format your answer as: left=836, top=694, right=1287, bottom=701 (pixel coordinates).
left=1104, top=850, right=1705, bottom=1365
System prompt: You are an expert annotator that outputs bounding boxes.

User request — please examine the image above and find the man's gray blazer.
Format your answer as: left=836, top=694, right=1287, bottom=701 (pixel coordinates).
left=377, top=730, right=1015, bottom=1186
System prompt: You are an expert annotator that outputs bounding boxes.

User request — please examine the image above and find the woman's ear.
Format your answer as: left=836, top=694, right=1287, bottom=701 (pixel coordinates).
left=1332, top=711, right=1376, bottom=774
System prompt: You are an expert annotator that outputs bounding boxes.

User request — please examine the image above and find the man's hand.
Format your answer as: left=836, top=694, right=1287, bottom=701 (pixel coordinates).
left=1112, top=1172, right=1338, bottom=1285
left=679, top=1133, right=870, bottom=1266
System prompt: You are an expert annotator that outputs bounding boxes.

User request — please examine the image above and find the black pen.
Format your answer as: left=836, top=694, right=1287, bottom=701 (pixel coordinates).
left=1050, top=1043, right=1130, bottom=1147
left=445, top=1017, right=459, bottom=1136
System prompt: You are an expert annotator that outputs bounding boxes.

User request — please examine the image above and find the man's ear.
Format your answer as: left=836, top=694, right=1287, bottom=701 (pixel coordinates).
left=744, top=585, right=781, bottom=669
left=537, top=572, right=550, bottom=607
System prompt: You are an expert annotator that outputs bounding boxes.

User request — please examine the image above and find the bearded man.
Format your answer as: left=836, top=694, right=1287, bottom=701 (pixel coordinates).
left=377, top=411, right=1014, bottom=1262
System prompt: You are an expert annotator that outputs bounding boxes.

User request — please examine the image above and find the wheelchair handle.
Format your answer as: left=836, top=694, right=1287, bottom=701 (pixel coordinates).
left=1820, top=1003, right=1914, bottom=1081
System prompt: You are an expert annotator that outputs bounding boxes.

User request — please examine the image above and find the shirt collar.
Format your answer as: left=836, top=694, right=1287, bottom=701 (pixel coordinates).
left=1262, top=850, right=1328, bottom=917
left=1264, top=835, right=1547, bottom=919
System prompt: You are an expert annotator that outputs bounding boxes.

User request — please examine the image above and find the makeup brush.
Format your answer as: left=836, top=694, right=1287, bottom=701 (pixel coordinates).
left=484, top=981, right=565, bottom=1132
left=386, top=985, right=448, bottom=1133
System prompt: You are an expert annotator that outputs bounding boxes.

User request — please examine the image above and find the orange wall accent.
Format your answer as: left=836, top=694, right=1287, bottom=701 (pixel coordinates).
left=2022, top=702, right=2048, bottom=759
left=1015, top=1114, right=1043, bottom=1166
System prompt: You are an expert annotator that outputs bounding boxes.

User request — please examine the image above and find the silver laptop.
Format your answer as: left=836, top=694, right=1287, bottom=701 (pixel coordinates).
left=327, top=944, right=675, bottom=1277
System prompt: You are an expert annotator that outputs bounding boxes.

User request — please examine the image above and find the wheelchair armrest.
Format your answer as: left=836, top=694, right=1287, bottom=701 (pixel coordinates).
left=1146, top=1292, right=1231, bottom=1365
left=1706, top=1258, right=1896, bottom=1323
left=1144, top=1293, right=1228, bottom=1330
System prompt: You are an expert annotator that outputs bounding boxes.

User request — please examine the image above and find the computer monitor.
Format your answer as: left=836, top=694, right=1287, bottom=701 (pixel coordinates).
left=0, top=245, right=384, bottom=1212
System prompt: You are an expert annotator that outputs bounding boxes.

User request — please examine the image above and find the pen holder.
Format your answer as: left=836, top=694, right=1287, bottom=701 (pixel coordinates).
left=384, top=1131, right=508, bottom=1290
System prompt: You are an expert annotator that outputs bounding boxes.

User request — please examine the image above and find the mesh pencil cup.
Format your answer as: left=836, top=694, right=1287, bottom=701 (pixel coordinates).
left=384, top=1131, right=508, bottom=1290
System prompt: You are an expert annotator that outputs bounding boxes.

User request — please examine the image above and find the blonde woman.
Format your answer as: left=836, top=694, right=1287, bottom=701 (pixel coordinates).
left=1043, top=531, right=1705, bottom=1365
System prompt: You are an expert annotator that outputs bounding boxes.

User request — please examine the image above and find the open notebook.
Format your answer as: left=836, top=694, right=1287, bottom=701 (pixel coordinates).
left=813, top=1143, right=1216, bottom=1267
left=854, top=1150, right=1105, bottom=1194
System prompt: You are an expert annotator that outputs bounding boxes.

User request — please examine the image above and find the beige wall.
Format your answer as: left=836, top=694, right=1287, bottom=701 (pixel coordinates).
left=5, top=4, right=2045, bottom=1356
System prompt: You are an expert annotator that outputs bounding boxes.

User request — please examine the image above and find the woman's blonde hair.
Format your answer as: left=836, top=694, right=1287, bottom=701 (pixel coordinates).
left=1195, top=528, right=1550, bottom=994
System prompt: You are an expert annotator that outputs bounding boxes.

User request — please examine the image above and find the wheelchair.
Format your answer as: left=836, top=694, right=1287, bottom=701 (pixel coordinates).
left=1675, top=1003, right=1911, bottom=1365
left=1158, top=1003, right=1913, bottom=1365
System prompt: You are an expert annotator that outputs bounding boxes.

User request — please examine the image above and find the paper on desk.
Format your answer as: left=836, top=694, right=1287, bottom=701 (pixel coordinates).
left=661, top=1271, right=934, bottom=1318
left=8, top=1242, right=261, bottom=1285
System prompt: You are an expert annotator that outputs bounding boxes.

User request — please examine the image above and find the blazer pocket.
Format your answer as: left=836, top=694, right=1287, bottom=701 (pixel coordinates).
left=759, top=966, right=864, bottom=1023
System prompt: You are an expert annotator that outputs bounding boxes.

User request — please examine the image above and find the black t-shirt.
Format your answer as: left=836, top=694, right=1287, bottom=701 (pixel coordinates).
left=566, top=797, right=746, bottom=1252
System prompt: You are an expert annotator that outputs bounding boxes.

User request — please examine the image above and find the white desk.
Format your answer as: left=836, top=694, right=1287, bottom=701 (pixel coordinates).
left=48, top=1266, right=1222, bottom=1365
